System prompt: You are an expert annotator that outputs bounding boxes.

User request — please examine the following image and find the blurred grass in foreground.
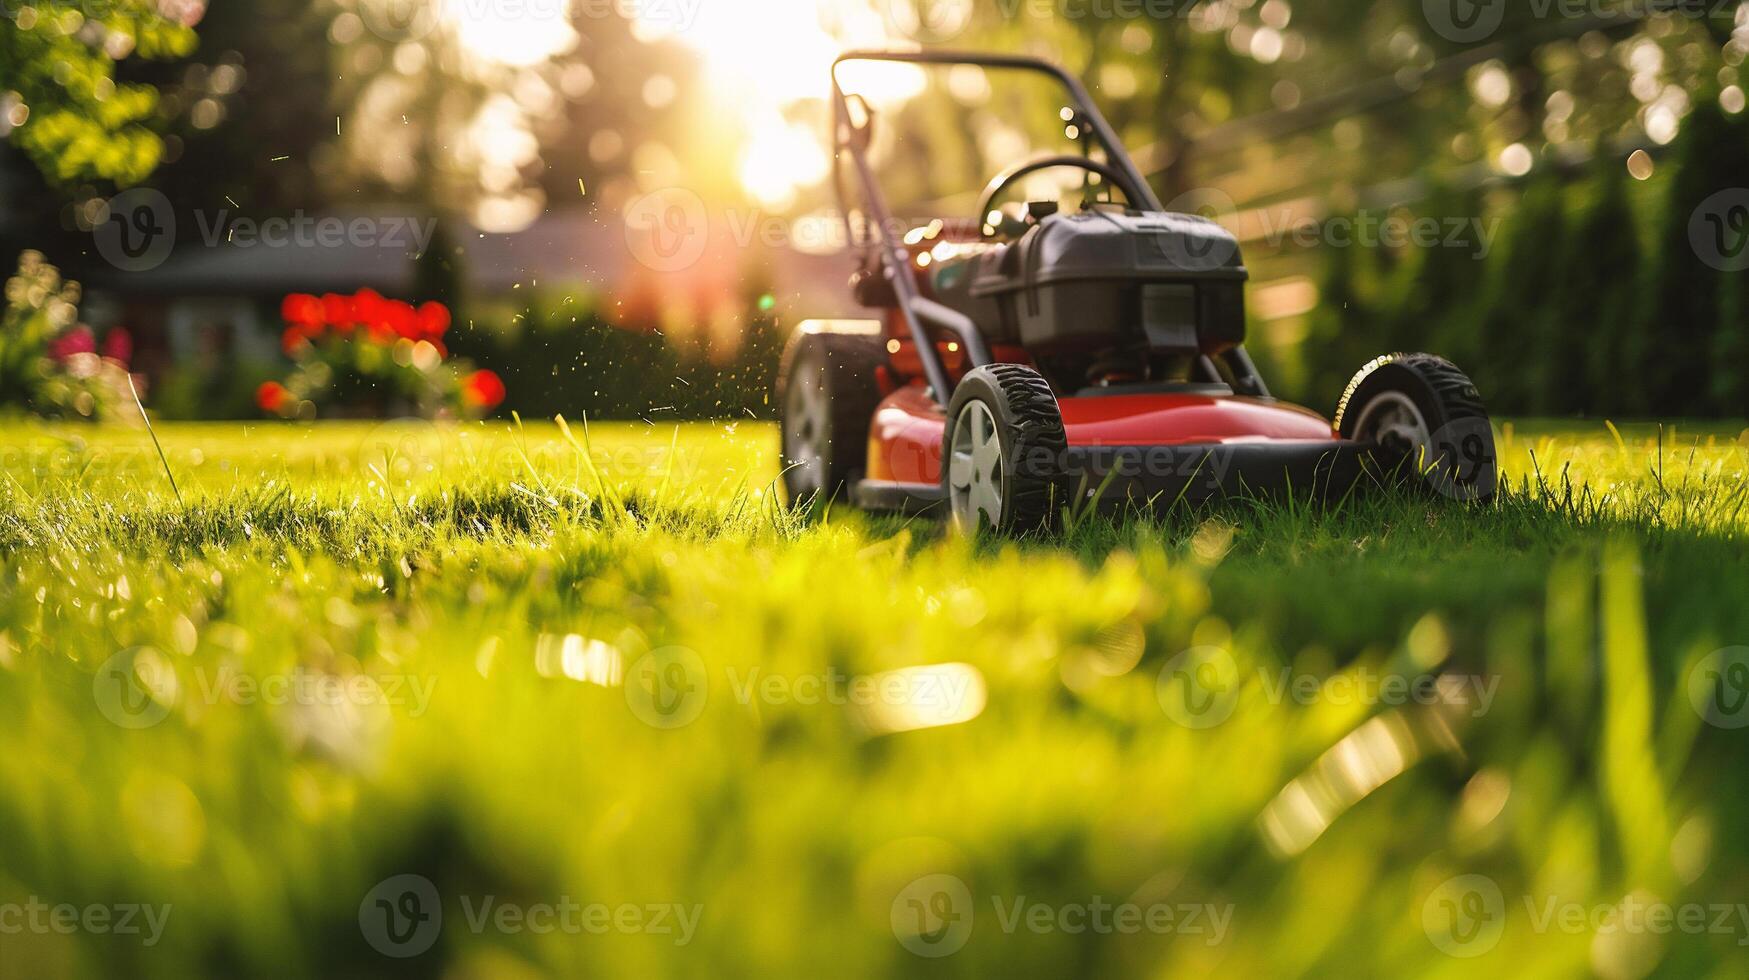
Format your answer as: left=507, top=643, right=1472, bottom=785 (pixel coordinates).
left=1, top=419, right=1747, bottom=979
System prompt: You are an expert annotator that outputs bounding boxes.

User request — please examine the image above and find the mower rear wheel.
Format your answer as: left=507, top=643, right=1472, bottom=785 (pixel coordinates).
left=943, top=364, right=1069, bottom=533
left=778, top=330, right=885, bottom=506
left=1336, top=353, right=1497, bottom=502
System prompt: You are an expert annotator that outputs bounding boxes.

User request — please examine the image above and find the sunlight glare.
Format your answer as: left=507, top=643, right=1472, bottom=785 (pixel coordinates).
left=446, top=0, right=578, bottom=67
left=639, top=0, right=927, bottom=207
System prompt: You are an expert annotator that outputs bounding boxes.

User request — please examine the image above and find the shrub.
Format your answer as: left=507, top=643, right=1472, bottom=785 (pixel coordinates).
left=258, top=290, right=503, bottom=420
left=0, top=250, right=138, bottom=421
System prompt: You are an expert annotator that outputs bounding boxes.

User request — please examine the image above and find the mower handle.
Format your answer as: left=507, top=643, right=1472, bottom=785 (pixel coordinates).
left=829, top=50, right=1162, bottom=213
left=829, top=50, right=1169, bottom=406
left=975, top=154, right=1149, bottom=230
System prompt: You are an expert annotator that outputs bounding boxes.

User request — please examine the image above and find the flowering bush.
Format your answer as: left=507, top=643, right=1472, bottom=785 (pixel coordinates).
left=0, top=251, right=138, bottom=421
left=258, top=290, right=504, bottom=420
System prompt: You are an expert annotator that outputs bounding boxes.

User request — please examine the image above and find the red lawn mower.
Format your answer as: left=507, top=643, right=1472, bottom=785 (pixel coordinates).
left=779, top=51, right=1498, bottom=531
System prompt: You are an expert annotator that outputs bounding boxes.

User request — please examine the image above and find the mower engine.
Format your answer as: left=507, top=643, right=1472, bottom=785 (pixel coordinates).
left=928, top=210, right=1247, bottom=389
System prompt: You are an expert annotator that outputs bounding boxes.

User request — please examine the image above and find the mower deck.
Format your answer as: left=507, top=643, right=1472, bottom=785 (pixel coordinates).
left=853, top=384, right=1376, bottom=515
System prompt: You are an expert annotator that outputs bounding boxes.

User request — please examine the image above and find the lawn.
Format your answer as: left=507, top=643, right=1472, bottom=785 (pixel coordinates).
left=2, top=418, right=1748, bottom=979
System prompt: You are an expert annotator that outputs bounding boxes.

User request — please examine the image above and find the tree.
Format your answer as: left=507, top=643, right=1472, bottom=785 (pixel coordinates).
left=1638, top=94, right=1749, bottom=416
left=1548, top=160, right=1640, bottom=417
left=413, top=221, right=466, bottom=313
left=1713, top=265, right=1746, bottom=413
left=0, top=1, right=201, bottom=189
left=1475, top=177, right=1566, bottom=413
left=1398, top=181, right=1491, bottom=370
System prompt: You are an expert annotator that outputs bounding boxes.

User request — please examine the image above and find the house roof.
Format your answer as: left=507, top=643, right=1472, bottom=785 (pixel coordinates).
left=95, top=208, right=629, bottom=297
left=90, top=205, right=862, bottom=317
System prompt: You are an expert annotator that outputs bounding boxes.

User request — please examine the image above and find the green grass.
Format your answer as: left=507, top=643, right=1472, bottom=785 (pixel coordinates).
left=2, top=418, right=1748, bottom=979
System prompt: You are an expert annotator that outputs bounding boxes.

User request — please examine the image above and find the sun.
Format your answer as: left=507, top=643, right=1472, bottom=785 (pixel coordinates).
left=445, top=0, right=579, bottom=68
left=635, top=0, right=927, bottom=208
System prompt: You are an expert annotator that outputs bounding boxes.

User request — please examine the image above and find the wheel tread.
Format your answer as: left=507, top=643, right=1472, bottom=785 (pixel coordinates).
left=947, top=363, right=1069, bottom=532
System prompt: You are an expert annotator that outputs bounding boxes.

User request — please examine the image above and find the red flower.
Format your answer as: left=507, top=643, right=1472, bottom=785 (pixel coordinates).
left=101, top=327, right=133, bottom=366
left=353, top=288, right=385, bottom=326
left=461, top=369, right=506, bottom=410
left=282, top=325, right=312, bottom=354
left=281, top=293, right=324, bottom=329
left=387, top=300, right=419, bottom=340
left=322, top=293, right=353, bottom=327
left=416, top=301, right=451, bottom=339
left=48, top=326, right=96, bottom=361
left=256, top=381, right=291, bottom=415
left=285, top=289, right=447, bottom=348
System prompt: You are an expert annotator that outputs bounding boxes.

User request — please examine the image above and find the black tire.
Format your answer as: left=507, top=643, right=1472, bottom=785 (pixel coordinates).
left=1335, top=353, right=1497, bottom=502
left=942, top=364, right=1070, bottom=533
left=778, top=329, right=885, bottom=505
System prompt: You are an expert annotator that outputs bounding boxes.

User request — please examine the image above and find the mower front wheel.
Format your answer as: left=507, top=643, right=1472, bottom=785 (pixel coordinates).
left=778, top=329, right=885, bottom=506
left=943, top=364, right=1070, bottom=533
left=1336, top=353, right=1498, bottom=502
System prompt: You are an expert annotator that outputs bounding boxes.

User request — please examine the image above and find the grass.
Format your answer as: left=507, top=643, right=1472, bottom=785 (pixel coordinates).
left=1, top=417, right=1748, bottom=979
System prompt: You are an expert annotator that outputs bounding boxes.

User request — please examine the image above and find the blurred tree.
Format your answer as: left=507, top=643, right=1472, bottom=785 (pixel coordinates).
left=150, top=0, right=335, bottom=214
left=0, top=0, right=202, bottom=189
left=1712, top=264, right=1745, bottom=412
left=413, top=220, right=466, bottom=313
left=1549, top=160, right=1640, bottom=417
left=1476, top=177, right=1566, bottom=412
left=1639, top=93, right=1748, bottom=415
left=1398, top=181, right=1491, bottom=369
left=1302, top=228, right=1371, bottom=405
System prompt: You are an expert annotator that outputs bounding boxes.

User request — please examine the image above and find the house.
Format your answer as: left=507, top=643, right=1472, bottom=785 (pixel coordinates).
left=85, top=204, right=860, bottom=382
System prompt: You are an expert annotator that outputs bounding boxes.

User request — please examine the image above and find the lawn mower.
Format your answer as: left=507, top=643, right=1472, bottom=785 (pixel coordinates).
left=778, top=51, right=1498, bottom=531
